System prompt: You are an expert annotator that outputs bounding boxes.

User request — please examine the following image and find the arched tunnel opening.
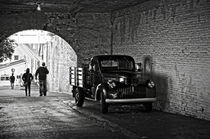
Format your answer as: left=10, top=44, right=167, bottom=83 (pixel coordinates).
left=0, top=29, right=77, bottom=94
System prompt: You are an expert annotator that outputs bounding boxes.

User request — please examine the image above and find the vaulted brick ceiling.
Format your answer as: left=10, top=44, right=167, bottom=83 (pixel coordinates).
left=0, top=0, right=148, bottom=13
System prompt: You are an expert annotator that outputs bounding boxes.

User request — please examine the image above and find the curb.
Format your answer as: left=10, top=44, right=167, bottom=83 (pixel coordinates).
left=63, top=100, right=141, bottom=139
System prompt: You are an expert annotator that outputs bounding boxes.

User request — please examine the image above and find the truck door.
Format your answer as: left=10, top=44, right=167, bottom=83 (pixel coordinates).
left=89, top=59, right=101, bottom=96
left=88, top=60, right=96, bottom=95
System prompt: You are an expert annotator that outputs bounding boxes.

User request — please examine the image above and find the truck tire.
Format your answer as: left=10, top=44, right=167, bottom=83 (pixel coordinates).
left=101, top=90, right=108, bottom=114
left=143, top=102, right=152, bottom=112
left=75, top=88, right=84, bottom=107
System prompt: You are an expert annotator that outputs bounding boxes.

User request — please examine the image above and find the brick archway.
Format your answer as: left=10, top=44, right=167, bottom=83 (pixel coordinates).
left=1, top=12, right=47, bottom=39
left=0, top=11, right=111, bottom=67
left=0, top=11, right=78, bottom=60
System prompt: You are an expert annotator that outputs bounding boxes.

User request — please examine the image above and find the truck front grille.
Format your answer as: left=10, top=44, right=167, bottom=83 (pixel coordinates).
left=116, top=86, right=145, bottom=99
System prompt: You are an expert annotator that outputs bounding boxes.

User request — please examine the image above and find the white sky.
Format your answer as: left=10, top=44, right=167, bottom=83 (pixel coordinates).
left=9, top=30, right=53, bottom=44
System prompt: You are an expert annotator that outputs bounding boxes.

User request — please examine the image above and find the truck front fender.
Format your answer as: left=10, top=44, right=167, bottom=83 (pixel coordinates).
left=95, top=83, right=107, bottom=101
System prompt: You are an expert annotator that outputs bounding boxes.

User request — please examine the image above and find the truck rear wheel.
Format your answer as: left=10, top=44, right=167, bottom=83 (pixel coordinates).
left=75, top=88, right=84, bottom=107
left=101, top=91, right=108, bottom=113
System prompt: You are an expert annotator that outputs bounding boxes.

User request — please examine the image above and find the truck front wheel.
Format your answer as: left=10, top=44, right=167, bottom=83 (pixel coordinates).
left=101, top=90, right=108, bottom=113
left=74, top=88, right=84, bottom=107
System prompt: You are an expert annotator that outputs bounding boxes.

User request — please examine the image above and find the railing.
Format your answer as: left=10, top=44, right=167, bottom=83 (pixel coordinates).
left=69, top=67, right=83, bottom=87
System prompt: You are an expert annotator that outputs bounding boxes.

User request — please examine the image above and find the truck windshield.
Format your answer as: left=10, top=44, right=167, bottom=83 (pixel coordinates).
left=99, top=56, right=135, bottom=71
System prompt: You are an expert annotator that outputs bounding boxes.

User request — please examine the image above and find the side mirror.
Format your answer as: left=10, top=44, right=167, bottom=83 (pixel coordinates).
left=89, top=64, right=95, bottom=71
left=135, top=63, right=143, bottom=72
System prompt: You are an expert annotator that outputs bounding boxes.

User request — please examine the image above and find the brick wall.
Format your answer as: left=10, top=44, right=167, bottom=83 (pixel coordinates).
left=76, top=13, right=111, bottom=65
left=42, top=12, right=111, bottom=65
left=112, top=0, right=210, bottom=120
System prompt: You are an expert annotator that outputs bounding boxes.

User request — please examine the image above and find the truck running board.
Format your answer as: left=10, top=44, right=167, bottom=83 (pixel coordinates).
left=85, top=97, right=97, bottom=102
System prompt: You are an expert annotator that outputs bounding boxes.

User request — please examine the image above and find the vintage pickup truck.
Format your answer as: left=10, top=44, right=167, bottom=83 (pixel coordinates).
left=70, top=55, right=156, bottom=113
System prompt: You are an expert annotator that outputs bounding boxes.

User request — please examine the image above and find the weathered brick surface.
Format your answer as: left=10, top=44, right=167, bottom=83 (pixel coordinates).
left=43, top=12, right=111, bottom=65
left=112, top=0, right=210, bottom=120
left=76, top=13, right=111, bottom=65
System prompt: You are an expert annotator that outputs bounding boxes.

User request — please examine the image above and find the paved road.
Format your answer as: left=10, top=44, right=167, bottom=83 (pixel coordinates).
left=0, top=86, right=128, bottom=139
left=66, top=100, right=210, bottom=139
left=1, top=85, right=210, bottom=139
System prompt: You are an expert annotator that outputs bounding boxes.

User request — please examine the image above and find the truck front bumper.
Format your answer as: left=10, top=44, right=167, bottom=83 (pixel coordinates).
left=105, top=97, right=157, bottom=104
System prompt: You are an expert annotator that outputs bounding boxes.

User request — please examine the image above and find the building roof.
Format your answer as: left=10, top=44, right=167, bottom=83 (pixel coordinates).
left=0, top=59, right=25, bottom=70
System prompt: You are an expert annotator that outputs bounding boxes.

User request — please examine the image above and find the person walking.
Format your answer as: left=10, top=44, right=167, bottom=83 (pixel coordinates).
left=22, top=68, right=33, bottom=96
left=9, top=73, right=15, bottom=89
left=35, top=62, right=49, bottom=96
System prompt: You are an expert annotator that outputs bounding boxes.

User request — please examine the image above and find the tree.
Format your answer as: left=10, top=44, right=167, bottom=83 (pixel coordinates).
left=0, top=39, right=15, bottom=62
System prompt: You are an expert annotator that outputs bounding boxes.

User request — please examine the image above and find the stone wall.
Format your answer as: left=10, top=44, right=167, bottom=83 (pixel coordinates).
left=112, top=0, right=210, bottom=120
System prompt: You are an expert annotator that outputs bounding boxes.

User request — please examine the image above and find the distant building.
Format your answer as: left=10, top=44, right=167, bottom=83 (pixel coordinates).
left=0, top=44, right=41, bottom=86
left=0, top=59, right=26, bottom=86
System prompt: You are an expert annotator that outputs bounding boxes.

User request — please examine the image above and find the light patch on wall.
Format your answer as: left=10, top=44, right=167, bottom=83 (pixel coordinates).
left=9, top=30, right=52, bottom=44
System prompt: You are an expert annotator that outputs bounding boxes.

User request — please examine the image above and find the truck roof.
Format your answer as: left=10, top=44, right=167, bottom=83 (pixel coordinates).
left=93, top=55, right=134, bottom=60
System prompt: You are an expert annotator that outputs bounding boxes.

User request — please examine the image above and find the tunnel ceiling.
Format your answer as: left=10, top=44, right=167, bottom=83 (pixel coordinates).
left=0, top=0, right=148, bottom=13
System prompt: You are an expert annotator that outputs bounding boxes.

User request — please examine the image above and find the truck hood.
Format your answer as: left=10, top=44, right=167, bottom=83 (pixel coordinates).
left=102, top=70, right=136, bottom=76
left=101, top=70, right=138, bottom=85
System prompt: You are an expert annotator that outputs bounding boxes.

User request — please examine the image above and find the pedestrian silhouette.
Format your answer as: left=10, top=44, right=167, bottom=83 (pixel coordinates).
left=35, top=62, right=49, bottom=96
left=22, top=68, right=33, bottom=96
left=9, top=73, right=15, bottom=89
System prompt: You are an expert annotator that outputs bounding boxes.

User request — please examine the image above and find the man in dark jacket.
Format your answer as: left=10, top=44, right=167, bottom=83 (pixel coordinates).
left=22, top=68, right=33, bottom=96
left=35, top=62, right=49, bottom=96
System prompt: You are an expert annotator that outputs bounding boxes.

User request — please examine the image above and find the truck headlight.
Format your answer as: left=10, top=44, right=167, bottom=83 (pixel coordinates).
left=119, top=77, right=124, bottom=83
left=147, top=80, right=155, bottom=88
left=107, top=80, right=116, bottom=89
